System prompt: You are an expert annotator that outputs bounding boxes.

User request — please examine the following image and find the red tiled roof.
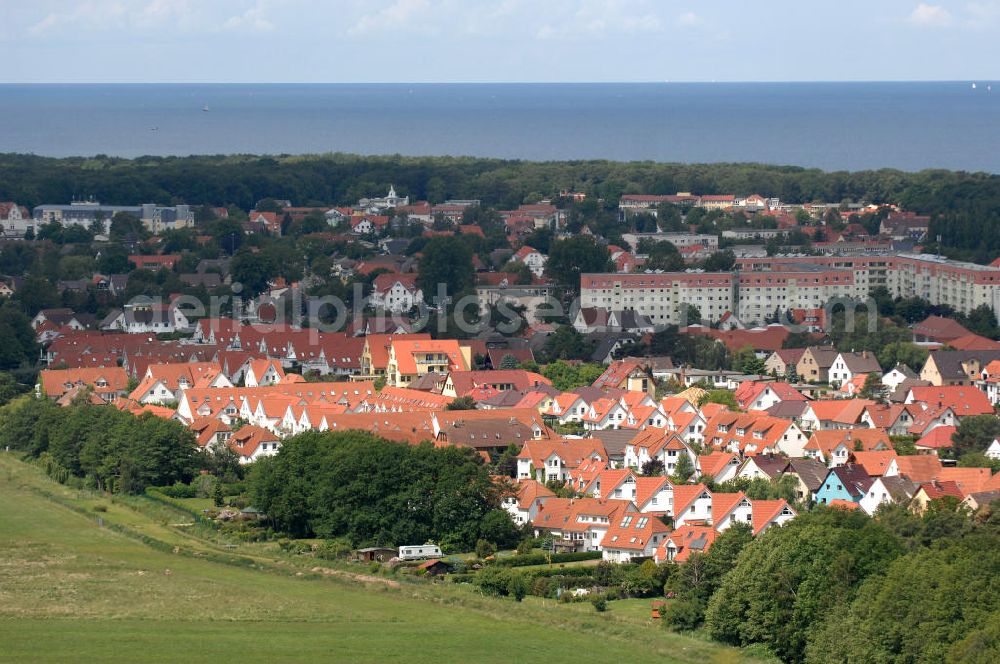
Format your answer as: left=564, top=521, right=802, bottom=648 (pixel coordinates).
left=908, top=386, right=992, bottom=415
left=914, top=426, right=956, bottom=450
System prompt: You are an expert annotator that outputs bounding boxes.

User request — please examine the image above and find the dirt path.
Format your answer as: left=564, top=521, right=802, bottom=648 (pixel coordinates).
left=309, top=566, right=401, bottom=587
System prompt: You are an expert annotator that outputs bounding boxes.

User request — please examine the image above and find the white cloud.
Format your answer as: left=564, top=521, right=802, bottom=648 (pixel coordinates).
left=223, top=0, right=275, bottom=32
left=908, top=3, right=953, bottom=26
left=534, top=0, right=663, bottom=39
left=348, top=0, right=429, bottom=36
left=677, top=11, right=701, bottom=27
left=134, top=0, right=194, bottom=29
left=29, top=1, right=128, bottom=35
left=28, top=0, right=199, bottom=35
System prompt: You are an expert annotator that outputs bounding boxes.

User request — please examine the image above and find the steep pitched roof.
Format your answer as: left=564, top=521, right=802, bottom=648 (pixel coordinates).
left=827, top=464, right=875, bottom=500
left=532, top=497, right=626, bottom=532
left=850, top=450, right=898, bottom=476
left=734, top=380, right=806, bottom=409
left=772, top=348, right=806, bottom=365
left=658, top=525, right=718, bottom=562
left=751, top=499, right=795, bottom=535
left=592, top=360, right=646, bottom=391
left=893, top=455, right=944, bottom=484
left=805, top=429, right=890, bottom=459
left=634, top=476, right=673, bottom=509
left=698, top=451, right=741, bottom=479
left=515, top=479, right=556, bottom=509
left=710, top=491, right=747, bottom=523
left=877, top=475, right=918, bottom=502
left=916, top=480, right=965, bottom=502
left=588, top=429, right=640, bottom=459
left=937, top=467, right=994, bottom=495
left=837, top=352, right=882, bottom=374
left=672, top=483, right=711, bottom=516
left=926, top=351, right=1000, bottom=382
left=785, top=457, right=829, bottom=492
left=741, top=454, right=791, bottom=479
left=602, top=513, right=671, bottom=551
left=372, top=271, right=419, bottom=294
left=914, top=426, right=956, bottom=450
left=908, top=386, right=993, bottom=415
left=907, top=404, right=956, bottom=436
left=517, top=438, right=607, bottom=472
left=40, top=366, right=129, bottom=398
left=802, top=346, right=840, bottom=369
left=946, top=334, right=1000, bottom=351
left=229, top=425, right=279, bottom=458
left=912, top=315, right=972, bottom=342
left=446, top=370, right=551, bottom=398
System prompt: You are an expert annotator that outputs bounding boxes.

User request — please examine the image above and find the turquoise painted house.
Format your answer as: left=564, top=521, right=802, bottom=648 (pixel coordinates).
left=814, top=464, right=874, bottom=505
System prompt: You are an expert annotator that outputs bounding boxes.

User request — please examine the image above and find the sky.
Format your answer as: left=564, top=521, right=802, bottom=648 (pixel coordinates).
left=1, top=0, right=998, bottom=83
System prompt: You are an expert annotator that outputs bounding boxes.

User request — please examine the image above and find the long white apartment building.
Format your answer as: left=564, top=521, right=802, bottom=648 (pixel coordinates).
left=738, top=253, right=1000, bottom=315
left=581, top=264, right=864, bottom=327
left=581, top=253, right=1000, bottom=327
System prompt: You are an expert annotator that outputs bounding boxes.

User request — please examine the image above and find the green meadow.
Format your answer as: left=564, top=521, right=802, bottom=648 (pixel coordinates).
left=0, top=454, right=763, bottom=664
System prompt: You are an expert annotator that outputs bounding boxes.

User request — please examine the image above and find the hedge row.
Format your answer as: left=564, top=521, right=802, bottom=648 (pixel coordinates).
left=491, top=551, right=601, bottom=567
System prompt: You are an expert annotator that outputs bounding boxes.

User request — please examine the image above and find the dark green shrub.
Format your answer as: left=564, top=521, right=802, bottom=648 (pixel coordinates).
left=507, top=573, right=528, bottom=601
left=664, top=598, right=707, bottom=631
left=474, top=567, right=513, bottom=597
left=475, top=538, right=496, bottom=559
left=532, top=576, right=554, bottom=598
left=159, top=482, right=197, bottom=498
left=315, top=538, right=352, bottom=560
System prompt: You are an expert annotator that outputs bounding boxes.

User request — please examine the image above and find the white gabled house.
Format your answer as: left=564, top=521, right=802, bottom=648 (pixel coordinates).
left=581, top=398, right=628, bottom=430
left=859, top=475, right=918, bottom=516
left=244, top=359, right=286, bottom=387
left=544, top=393, right=589, bottom=425
left=622, top=429, right=696, bottom=476
left=672, top=485, right=713, bottom=527
left=502, top=480, right=555, bottom=526
left=369, top=273, right=423, bottom=313
left=987, top=438, right=1000, bottom=460
left=511, top=246, right=547, bottom=277
left=230, top=425, right=282, bottom=464
left=711, top=493, right=754, bottom=532
left=697, top=452, right=742, bottom=484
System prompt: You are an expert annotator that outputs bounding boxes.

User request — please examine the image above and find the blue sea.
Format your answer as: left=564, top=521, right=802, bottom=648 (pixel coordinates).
left=0, top=82, right=998, bottom=172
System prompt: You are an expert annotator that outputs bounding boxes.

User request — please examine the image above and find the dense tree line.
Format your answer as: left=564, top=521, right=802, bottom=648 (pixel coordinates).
left=661, top=504, right=1000, bottom=663
left=0, top=396, right=197, bottom=493
left=247, top=431, right=520, bottom=550
left=0, top=302, right=38, bottom=370
left=2, top=153, right=999, bottom=257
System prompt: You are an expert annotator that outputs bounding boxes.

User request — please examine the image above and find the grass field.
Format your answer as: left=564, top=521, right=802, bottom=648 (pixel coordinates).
left=0, top=454, right=764, bottom=664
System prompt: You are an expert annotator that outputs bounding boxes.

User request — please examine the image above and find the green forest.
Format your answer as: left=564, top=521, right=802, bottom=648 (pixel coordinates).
left=662, top=505, right=1000, bottom=663
left=0, top=397, right=198, bottom=493
left=247, top=430, right=520, bottom=551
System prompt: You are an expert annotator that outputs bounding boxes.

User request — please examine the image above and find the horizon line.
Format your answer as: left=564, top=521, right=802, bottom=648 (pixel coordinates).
left=0, top=79, right=997, bottom=86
